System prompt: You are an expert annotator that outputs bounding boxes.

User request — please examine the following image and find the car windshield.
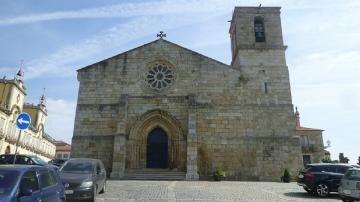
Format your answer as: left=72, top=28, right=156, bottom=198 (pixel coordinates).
left=31, top=156, right=47, bottom=165
left=0, top=170, right=20, bottom=195
left=60, top=161, right=94, bottom=174
left=344, top=170, right=360, bottom=181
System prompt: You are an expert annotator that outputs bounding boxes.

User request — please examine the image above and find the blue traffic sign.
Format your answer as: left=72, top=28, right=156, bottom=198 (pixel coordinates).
left=16, top=112, right=31, bottom=130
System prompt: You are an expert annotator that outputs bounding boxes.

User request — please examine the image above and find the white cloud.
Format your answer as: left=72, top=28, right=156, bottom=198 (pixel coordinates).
left=45, top=99, right=76, bottom=144
left=291, top=51, right=360, bottom=85
left=2, top=16, right=233, bottom=79
left=0, top=0, right=235, bottom=26
left=290, top=50, right=360, bottom=164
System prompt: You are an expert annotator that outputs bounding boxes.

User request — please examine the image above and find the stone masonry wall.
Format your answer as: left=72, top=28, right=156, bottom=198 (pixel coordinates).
left=72, top=39, right=304, bottom=180
left=198, top=136, right=302, bottom=181
left=71, top=135, right=114, bottom=176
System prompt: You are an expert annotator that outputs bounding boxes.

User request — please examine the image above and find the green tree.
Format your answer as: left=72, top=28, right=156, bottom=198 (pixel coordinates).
left=321, top=155, right=339, bottom=163
left=321, top=156, right=332, bottom=163
left=339, top=153, right=350, bottom=163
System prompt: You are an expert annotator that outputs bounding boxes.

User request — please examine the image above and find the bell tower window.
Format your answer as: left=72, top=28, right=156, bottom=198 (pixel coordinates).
left=254, top=17, right=265, bottom=42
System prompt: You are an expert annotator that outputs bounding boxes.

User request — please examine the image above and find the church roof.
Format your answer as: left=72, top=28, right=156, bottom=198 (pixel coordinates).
left=296, top=126, right=324, bottom=132
left=77, top=38, right=230, bottom=71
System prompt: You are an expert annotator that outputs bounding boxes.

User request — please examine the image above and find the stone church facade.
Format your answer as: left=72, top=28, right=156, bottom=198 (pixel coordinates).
left=71, top=6, right=324, bottom=181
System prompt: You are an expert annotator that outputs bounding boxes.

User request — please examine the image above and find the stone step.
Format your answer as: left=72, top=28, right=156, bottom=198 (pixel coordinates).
left=123, top=176, right=185, bottom=180
left=123, top=169, right=186, bottom=180
left=125, top=171, right=186, bottom=175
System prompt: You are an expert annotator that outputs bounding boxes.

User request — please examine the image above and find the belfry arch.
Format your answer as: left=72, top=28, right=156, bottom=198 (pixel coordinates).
left=126, top=110, right=187, bottom=170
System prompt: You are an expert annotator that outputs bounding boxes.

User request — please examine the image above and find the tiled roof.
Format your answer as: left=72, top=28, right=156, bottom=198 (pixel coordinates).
left=54, top=141, right=71, bottom=151
left=296, top=126, right=324, bottom=131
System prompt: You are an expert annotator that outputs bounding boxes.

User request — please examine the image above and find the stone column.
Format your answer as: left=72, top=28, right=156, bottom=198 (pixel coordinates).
left=110, top=94, right=128, bottom=179
left=110, top=134, right=126, bottom=178
left=186, top=95, right=199, bottom=180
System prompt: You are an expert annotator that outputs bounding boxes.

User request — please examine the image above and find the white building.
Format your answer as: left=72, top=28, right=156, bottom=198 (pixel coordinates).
left=0, top=77, right=56, bottom=161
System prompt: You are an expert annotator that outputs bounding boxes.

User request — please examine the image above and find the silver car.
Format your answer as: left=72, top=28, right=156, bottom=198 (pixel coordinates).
left=338, top=167, right=360, bottom=202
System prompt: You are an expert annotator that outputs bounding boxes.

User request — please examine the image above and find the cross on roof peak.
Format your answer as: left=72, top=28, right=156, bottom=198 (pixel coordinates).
left=157, top=31, right=166, bottom=39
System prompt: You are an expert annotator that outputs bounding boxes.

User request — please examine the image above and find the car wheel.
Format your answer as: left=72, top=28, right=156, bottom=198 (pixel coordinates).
left=99, top=181, right=106, bottom=194
left=316, top=183, right=329, bottom=197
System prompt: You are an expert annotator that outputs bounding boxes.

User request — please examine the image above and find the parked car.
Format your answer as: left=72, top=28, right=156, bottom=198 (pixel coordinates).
left=338, top=167, right=360, bottom=202
left=59, top=158, right=106, bottom=202
left=0, top=165, right=65, bottom=202
left=0, top=154, right=48, bottom=166
left=297, top=163, right=353, bottom=197
left=48, top=159, right=67, bottom=167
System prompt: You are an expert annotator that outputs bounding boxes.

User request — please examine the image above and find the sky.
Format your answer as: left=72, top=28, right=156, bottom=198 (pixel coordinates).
left=0, top=0, right=359, bottom=164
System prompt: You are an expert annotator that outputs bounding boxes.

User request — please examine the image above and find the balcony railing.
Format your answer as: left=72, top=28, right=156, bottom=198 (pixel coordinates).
left=301, top=143, right=316, bottom=153
left=3, top=123, right=56, bottom=158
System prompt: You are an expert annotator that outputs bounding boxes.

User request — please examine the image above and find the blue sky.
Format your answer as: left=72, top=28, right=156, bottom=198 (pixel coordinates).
left=0, top=0, right=359, bottom=164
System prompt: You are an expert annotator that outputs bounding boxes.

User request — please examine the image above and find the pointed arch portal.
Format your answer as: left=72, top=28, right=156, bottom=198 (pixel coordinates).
left=126, top=109, right=187, bottom=170
left=146, top=128, right=168, bottom=168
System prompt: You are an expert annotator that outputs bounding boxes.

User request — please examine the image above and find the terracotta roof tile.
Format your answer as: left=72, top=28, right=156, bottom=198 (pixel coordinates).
left=54, top=141, right=71, bottom=151
left=296, top=126, right=324, bottom=131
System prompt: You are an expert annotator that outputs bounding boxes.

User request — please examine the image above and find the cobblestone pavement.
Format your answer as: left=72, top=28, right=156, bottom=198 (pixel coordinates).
left=96, top=180, right=340, bottom=202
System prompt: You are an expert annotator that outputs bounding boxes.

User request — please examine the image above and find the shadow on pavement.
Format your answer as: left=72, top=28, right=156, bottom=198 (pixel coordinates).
left=283, top=192, right=339, bottom=199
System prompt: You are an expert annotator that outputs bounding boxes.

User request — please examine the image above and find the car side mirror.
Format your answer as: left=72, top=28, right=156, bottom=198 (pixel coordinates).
left=20, top=188, right=32, bottom=197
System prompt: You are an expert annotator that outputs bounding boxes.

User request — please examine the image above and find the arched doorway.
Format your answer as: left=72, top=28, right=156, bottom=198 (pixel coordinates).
left=126, top=110, right=187, bottom=170
left=5, top=146, right=10, bottom=154
left=146, top=128, right=168, bottom=168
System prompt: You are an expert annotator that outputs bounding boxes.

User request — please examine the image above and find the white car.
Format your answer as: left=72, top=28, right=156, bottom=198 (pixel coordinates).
left=338, top=167, right=360, bottom=202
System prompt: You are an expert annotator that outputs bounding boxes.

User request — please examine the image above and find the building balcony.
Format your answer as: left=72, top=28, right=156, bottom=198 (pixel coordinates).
left=301, top=143, right=316, bottom=153
left=3, top=123, right=56, bottom=158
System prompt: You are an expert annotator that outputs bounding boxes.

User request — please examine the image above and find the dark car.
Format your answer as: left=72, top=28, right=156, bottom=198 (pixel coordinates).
left=297, top=163, right=353, bottom=197
left=0, top=154, right=48, bottom=166
left=0, top=165, right=65, bottom=202
left=48, top=159, right=67, bottom=167
left=59, top=158, right=106, bottom=202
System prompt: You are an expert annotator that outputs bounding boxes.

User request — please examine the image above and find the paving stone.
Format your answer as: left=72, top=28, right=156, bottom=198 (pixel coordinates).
left=95, top=180, right=339, bottom=202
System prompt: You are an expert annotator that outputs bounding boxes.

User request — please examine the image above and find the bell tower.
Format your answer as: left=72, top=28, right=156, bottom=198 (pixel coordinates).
left=229, top=6, right=292, bottom=105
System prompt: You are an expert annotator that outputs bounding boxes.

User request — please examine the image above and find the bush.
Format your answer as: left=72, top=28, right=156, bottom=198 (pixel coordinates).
left=282, top=168, right=291, bottom=183
left=213, top=169, right=226, bottom=181
left=283, top=168, right=290, bottom=178
left=214, top=169, right=226, bottom=177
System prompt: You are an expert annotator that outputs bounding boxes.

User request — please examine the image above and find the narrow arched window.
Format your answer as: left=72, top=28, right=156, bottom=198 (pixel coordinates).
left=5, top=145, right=10, bottom=154
left=254, top=17, right=265, bottom=42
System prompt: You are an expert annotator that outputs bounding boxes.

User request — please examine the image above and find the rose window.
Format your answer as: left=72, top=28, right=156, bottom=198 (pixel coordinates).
left=146, top=63, right=174, bottom=90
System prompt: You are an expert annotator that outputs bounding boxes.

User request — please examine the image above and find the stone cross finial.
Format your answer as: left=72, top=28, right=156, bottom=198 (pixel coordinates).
left=157, top=31, right=166, bottom=39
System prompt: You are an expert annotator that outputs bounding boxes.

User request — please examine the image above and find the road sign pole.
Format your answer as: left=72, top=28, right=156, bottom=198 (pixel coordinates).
left=13, top=130, right=22, bottom=165
left=13, top=112, right=31, bottom=165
